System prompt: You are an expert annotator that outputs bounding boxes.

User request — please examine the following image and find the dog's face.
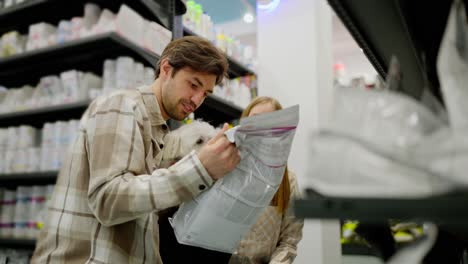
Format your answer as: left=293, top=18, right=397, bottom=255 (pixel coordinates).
left=158, top=120, right=218, bottom=168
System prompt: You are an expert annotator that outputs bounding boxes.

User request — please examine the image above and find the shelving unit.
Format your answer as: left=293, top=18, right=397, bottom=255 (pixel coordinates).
left=295, top=190, right=468, bottom=225
left=0, top=239, right=36, bottom=249
left=0, top=171, right=58, bottom=188
left=0, top=32, right=157, bottom=88
left=0, top=0, right=252, bottom=249
left=0, top=101, right=90, bottom=128
left=183, top=27, right=256, bottom=78
left=0, top=0, right=182, bottom=36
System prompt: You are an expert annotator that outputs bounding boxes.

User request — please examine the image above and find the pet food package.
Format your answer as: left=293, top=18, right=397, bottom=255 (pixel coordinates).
left=170, top=105, right=299, bottom=253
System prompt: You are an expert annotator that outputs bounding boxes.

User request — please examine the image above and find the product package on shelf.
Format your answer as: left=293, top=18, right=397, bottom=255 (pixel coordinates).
left=171, top=105, right=299, bottom=253
left=26, top=22, right=56, bottom=51
left=213, top=75, right=256, bottom=108
left=0, top=185, right=53, bottom=240
left=0, top=3, right=172, bottom=60
left=183, top=0, right=257, bottom=70
left=143, top=21, right=172, bottom=56
left=0, top=55, right=153, bottom=114
left=115, top=4, right=147, bottom=46
left=1, top=31, right=25, bottom=57
left=0, top=120, right=79, bottom=174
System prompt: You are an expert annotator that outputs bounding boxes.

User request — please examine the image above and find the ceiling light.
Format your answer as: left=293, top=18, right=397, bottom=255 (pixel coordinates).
left=258, top=0, right=281, bottom=12
left=243, top=12, right=254, bottom=23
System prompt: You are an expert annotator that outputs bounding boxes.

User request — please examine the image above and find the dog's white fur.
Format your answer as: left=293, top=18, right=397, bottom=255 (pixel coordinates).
left=158, top=120, right=218, bottom=168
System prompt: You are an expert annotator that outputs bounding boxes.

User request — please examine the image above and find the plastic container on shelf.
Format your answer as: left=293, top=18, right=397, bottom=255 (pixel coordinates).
left=0, top=190, right=16, bottom=238
left=14, top=186, right=31, bottom=239
left=29, top=186, right=46, bottom=239
left=26, top=147, right=40, bottom=172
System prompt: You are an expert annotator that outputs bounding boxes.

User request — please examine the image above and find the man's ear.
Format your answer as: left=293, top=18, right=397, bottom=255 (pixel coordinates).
left=160, top=58, right=172, bottom=79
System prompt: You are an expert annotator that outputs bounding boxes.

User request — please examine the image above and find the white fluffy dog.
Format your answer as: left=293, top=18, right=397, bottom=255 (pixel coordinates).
left=158, top=120, right=218, bottom=168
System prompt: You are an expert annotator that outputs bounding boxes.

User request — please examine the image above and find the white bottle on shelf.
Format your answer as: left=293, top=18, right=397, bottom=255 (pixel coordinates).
left=0, top=190, right=16, bottom=238
left=14, top=186, right=31, bottom=239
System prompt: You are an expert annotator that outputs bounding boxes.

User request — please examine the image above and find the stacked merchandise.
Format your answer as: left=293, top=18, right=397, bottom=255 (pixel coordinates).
left=183, top=0, right=256, bottom=70
left=0, top=120, right=78, bottom=174
left=0, top=3, right=172, bottom=59
left=213, top=75, right=256, bottom=108
left=0, top=56, right=154, bottom=114
left=0, top=249, right=30, bottom=264
left=0, top=185, right=55, bottom=239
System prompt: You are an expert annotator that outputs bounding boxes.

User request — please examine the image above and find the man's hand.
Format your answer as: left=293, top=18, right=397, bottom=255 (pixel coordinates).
left=197, top=123, right=240, bottom=180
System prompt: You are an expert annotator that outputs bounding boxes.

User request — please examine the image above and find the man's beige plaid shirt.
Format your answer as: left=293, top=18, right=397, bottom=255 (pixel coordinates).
left=31, top=85, right=214, bottom=264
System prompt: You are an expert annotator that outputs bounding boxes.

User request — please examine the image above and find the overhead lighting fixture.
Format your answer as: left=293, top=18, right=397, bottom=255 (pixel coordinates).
left=258, top=0, right=281, bottom=12
left=243, top=12, right=255, bottom=23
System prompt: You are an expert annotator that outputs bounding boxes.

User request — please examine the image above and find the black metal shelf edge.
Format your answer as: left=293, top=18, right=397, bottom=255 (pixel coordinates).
left=0, top=100, right=90, bottom=121
left=0, top=171, right=58, bottom=187
left=0, top=100, right=89, bottom=128
left=0, top=0, right=48, bottom=17
left=342, top=243, right=381, bottom=257
left=205, top=95, right=243, bottom=116
left=0, top=32, right=160, bottom=88
left=0, top=238, right=36, bottom=248
left=183, top=27, right=256, bottom=77
left=294, top=191, right=468, bottom=225
left=0, top=32, right=159, bottom=68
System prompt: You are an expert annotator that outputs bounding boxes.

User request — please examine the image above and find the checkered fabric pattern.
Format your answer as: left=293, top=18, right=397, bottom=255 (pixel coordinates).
left=31, top=85, right=213, bottom=264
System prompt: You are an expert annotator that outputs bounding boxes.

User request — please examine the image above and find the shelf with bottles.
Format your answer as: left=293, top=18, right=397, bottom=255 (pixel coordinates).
left=0, top=120, right=79, bottom=179
left=294, top=189, right=468, bottom=225
left=0, top=238, right=35, bottom=248
left=184, top=27, right=255, bottom=78
left=0, top=171, right=58, bottom=188
left=182, top=0, right=256, bottom=77
left=0, top=32, right=161, bottom=88
left=0, top=185, right=54, bottom=249
left=0, top=0, right=181, bottom=37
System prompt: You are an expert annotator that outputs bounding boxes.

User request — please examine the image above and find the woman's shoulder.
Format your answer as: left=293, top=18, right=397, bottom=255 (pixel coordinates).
left=286, top=169, right=301, bottom=199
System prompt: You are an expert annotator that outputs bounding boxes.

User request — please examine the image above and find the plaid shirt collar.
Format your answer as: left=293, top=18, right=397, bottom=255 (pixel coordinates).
left=137, top=85, right=167, bottom=127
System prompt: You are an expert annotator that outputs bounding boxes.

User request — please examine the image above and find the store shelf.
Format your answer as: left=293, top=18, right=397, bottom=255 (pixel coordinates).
left=0, top=32, right=159, bottom=88
left=0, top=171, right=58, bottom=188
left=342, top=243, right=381, bottom=258
left=0, top=238, right=36, bottom=248
left=0, top=101, right=89, bottom=128
left=0, top=0, right=176, bottom=36
left=195, top=95, right=243, bottom=126
left=183, top=27, right=256, bottom=78
left=294, top=189, right=468, bottom=225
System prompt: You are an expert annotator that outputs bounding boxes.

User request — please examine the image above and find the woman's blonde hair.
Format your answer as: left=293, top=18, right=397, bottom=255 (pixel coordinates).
left=241, top=96, right=291, bottom=215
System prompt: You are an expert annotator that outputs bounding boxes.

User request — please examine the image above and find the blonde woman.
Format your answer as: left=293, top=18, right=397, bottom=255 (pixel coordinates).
left=230, top=96, right=304, bottom=264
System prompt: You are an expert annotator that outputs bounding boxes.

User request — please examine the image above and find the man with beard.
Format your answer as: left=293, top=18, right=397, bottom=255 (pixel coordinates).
left=32, top=36, right=240, bottom=264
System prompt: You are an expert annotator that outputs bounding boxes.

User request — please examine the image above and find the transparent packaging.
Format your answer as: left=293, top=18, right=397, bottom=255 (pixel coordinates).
left=307, top=3, right=468, bottom=197
left=171, top=105, right=299, bottom=253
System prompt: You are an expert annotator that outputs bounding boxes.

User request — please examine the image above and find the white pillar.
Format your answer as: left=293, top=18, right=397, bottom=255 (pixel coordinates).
left=257, top=0, right=341, bottom=263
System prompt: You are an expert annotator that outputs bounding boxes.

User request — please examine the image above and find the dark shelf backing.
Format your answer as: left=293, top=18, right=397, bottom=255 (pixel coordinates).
left=0, top=101, right=89, bottom=128
left=183, top=28, right=256, bottom=78
left=294, top=190, right=468, bottom=226
left=0, top=33, right=159, bottom=88
left=0, top=171, right=58, bottom=188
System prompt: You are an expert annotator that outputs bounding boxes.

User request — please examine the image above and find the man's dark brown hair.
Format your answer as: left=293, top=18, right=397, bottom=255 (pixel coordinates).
left=155, top=36, right=228, bottom=85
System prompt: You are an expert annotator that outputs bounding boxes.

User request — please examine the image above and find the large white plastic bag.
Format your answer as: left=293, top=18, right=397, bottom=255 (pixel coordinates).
left=306, top=132, right=455, bottom=198
left=437, top=0, right=468, bottom=131
left=171, top=105, right=299, bottom=253
left=329, top=87, right=445, bottom=154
